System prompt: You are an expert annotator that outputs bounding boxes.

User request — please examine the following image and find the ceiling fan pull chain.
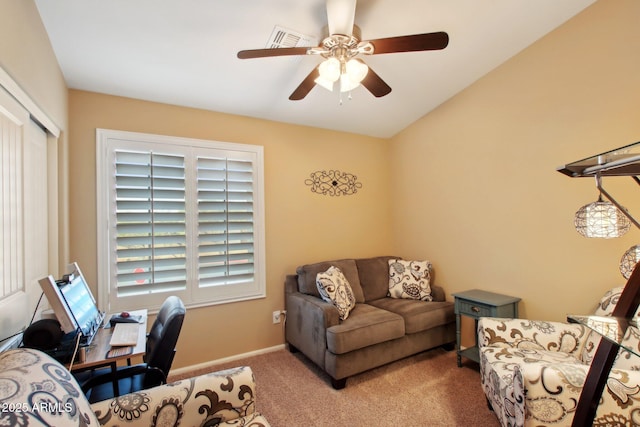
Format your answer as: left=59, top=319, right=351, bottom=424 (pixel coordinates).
left=338, top=91, right=355, bottom=106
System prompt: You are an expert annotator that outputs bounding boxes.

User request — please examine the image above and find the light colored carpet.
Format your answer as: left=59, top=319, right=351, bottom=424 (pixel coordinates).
left=169, top=347, right=500, bottom=426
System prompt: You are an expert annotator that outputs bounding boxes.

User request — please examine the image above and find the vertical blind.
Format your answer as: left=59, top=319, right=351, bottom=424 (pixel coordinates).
left=0, top=111, right=24, bottom=300
left=98, top=129, right=265, bottom=311
left=0, top=77, right=57, bottom=345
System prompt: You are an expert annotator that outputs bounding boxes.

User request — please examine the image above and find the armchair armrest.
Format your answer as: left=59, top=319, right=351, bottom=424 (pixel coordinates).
left=478, top=317, right=588, bottom=356
left=91, top=366, right=258, bottom=426
left=514, top=362, right=640, bottom=426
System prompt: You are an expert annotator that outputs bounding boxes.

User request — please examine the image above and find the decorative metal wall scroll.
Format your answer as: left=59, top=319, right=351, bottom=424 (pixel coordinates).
left=305, top=170, right=362, bottom=196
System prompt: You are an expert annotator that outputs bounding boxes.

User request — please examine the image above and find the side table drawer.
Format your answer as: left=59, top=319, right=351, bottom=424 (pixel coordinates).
left=457, top=300, right=493, bottom=318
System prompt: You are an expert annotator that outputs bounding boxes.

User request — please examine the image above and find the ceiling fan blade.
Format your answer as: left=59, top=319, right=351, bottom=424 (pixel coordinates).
left=326, top=0, right=356, bottom=36
left=360, top=67, right=392, bottom=98
left=368, top=31, right=449, bottom=55
left=237, top=47, right=310, bottom=59
left=289, top=67, right=320, bottom=100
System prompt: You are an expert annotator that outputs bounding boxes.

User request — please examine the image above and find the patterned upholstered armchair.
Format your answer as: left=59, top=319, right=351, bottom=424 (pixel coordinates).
left=478, top=287, right=640, bottom=427
left=0, top=347, right=270, bottom=426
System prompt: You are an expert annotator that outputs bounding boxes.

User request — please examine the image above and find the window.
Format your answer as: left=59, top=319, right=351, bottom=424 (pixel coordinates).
left=96, top=129, right=265, bottom=312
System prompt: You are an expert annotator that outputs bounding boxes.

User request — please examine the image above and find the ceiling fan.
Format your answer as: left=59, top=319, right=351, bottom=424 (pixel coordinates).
left=237, top=0, right=449, bottom=101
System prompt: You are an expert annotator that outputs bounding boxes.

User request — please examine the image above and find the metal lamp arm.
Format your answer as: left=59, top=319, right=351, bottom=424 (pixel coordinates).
left=595, top=173, right=640, bottom=230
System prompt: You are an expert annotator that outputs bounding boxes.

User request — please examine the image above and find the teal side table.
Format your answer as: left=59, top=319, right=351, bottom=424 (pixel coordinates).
left=452, top=289, right=521, bottom=367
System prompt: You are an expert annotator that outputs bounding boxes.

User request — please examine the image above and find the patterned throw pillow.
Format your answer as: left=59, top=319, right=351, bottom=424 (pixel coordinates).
left=316, top=266, right=356, bottom=320
left=388, top=259, right=433, bottom=301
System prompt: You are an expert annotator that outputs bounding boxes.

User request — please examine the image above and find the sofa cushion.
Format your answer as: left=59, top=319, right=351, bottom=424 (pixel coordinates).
left=356, top=256, right=401, bottom=302
left=326, top=304, right=405, bottom=354
left=297, top=259, right=365, bottom=303
left=316, top=266, right=356, bottom=320
left=368, top=298, right=455, bottom=334
left=388, top=259, right=433, bottom=301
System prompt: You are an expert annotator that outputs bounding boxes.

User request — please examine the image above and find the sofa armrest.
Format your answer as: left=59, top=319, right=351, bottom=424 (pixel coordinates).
left=284, top=274, right=299, bottom=294
left=285, top=277, right=339, bottom=368
left=515, top=362, right=640, bottom=426
left=91, top=366, right=258, bottom=426
left=478, top=317, right=588, bottom=356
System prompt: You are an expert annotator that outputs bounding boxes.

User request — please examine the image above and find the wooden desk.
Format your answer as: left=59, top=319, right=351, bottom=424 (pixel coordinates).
left=71, top=309, right=147, bottom=371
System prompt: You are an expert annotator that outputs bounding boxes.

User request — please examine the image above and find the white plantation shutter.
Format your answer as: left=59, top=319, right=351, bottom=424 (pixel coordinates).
left=97, top=129, right=265, bottom=312
left=197, top=157, right=255, bottom=287
left=114, top=151, right=187, bottom=296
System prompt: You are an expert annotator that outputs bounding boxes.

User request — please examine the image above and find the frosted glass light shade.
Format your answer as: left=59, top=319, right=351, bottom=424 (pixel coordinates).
left=314, top=74, right=335, bottom=91
left=340, top=59, right=368, bottom=92
left=316, top=57, right=369, bottom=93
left=574, top=199, right=630, bottom=239
left=346, top=59, right=368, bottom=81
left=318, top=58, right=341, bottom=82
left=339, top=74, right=359, bottom=92
left=620, top=245, right=640, bottom=279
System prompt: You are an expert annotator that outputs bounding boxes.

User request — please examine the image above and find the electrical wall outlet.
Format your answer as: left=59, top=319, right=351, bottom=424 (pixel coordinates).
left=272, top=310, right=281, bottom=324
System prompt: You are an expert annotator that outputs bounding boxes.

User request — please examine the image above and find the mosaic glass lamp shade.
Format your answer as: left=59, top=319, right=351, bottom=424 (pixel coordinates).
left=574, top=196, right=631, bottom=239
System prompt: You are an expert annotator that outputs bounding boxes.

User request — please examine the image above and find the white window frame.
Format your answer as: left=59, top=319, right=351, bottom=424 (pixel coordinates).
left=96, top=129, right=266, bottom=313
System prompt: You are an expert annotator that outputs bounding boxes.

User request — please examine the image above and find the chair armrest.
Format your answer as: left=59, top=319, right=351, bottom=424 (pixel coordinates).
left=285, top=285, right=339, bottom=368
left=478, top=317, right=588, bottom=355
left=80, top=363, right=164, bottom=394
left=514, top=362, right=640, bottom=426
left=92, top=366, right=257, bottom=426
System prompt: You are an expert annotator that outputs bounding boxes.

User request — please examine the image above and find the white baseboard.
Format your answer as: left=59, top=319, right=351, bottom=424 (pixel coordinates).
left=169, top=344, right=286, bottom=377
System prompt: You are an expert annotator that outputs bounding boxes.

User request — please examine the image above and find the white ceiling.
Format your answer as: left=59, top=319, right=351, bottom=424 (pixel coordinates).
left=35, top=0, right=596, bottom=138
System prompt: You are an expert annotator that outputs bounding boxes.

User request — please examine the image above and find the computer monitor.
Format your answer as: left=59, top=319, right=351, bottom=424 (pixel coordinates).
left=38, top=263, right=104, bottom=342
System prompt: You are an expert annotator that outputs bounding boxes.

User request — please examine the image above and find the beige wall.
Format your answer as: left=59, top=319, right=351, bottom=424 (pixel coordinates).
left=0, top=0, right=67, bottom=129
left=0, top=0, right=68, bottom=335
left=68, top=90, right=392, bottom=368
left=390, top=0, right=640, bottom=322
left=6, top=0, right=640, bottom=369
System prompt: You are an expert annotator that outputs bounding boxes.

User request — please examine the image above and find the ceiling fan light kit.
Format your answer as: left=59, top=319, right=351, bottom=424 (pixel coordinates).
left=315, top=56, right=368, bottom=93
left=237, top=0, right=449, bottom=101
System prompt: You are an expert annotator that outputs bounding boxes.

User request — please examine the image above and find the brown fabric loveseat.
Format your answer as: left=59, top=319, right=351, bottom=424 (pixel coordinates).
left=284, top=255, right=456, bottom=389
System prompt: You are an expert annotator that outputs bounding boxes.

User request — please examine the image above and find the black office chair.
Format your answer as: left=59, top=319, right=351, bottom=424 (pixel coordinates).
left=79, top=295, right=186, bottom=403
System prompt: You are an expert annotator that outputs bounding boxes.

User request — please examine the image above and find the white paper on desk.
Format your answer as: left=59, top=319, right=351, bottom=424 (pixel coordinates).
left=109, top=323, right=140, bottom=346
